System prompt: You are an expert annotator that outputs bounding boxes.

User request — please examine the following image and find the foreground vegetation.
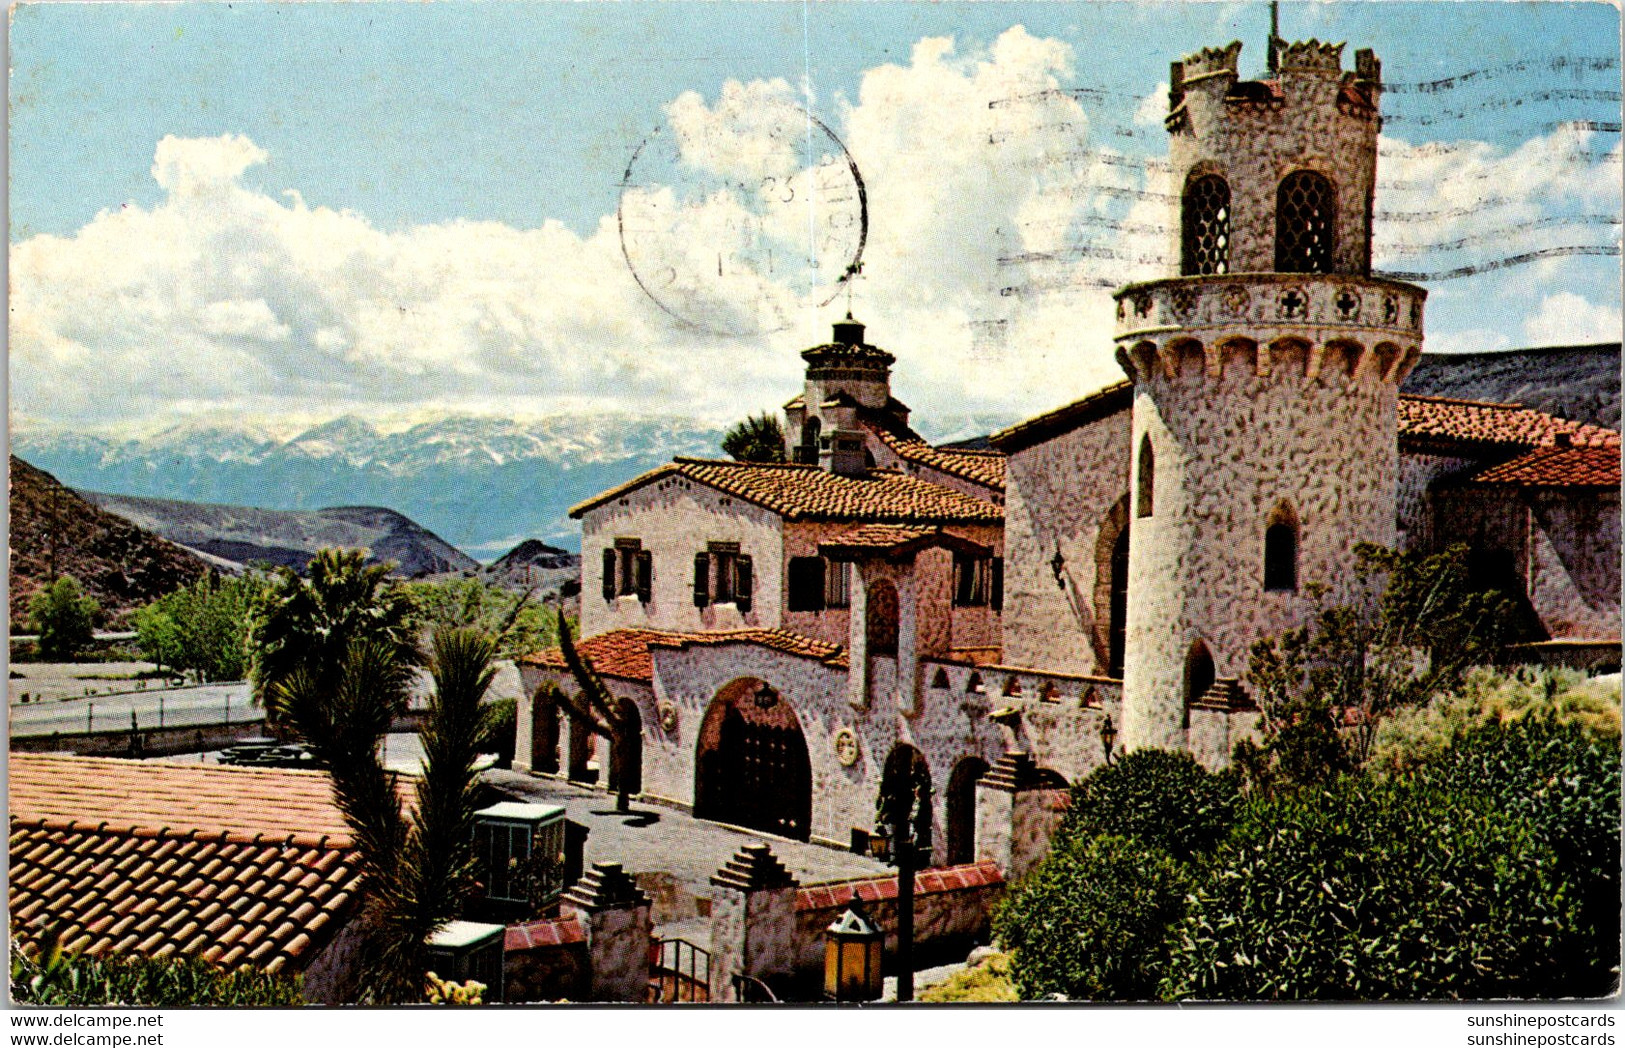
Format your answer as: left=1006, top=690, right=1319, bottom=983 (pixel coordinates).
left=12, top=938, right=301, bottom=1006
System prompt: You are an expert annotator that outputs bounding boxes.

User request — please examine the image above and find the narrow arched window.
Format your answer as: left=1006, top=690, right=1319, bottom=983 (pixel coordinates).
left=1276, top=170, right=1335, bottom=273
left=1136, top=434, right=1155, bottom=518
left=1264, top=522, right=1298, bottom=592
left=1181, top=173, right=1230, bottom=275
left=1184, top=640, right=1214, bottom=728
left=798, top=417, right=821, bottom=464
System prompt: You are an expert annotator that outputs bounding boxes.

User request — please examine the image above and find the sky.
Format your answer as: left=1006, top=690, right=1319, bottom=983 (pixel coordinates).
left=9, top=1, right=1622, bottom=438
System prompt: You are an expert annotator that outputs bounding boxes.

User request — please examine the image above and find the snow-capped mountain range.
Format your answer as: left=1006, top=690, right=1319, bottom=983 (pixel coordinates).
left=11, top=413, right=728, bottom=559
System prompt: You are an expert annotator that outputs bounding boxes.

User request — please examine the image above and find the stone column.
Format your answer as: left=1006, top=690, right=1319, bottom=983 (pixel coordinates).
left=974, top=752, right=1066, bottom=882
left=707, top=843, right=801, bottom=1003
left=563, top=862, right=652, bottom=1002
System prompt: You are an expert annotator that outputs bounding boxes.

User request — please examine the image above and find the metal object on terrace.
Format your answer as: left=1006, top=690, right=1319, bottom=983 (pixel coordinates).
left=648, top=938, right=711, bottom=1003
left=425, top=920, right=506, bottom=1003
left=824, top=905, right=883, bottom=1002
left=471, top=801, right=569, bottom=917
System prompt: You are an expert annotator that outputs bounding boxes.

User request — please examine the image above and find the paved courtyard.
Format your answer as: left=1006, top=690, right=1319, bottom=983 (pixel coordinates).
left=483, top=768, right=891, bottom=941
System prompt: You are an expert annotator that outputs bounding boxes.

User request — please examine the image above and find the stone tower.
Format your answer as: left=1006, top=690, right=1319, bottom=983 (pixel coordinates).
left=784, top=315, right=910, bottom=475
left=1113, top=39, right=1426, bottom=758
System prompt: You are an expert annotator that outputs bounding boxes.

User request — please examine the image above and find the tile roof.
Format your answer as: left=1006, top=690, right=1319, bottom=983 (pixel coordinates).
left=9, top=756, right=363, bottom=974
left=866, top=425, right=1007, bottom=492
left=570, top=458, right=1004, bottom=525
left=794, top=861, right=1003, bottom=911
left=10, top=754, right=356, bottom=844
left=989, top=381, right=1134, bottom=453
left=819, top=523, right=994, bottom=560
left=1458, top=445, right=1622, bottom=488
left=521, top=627, right=849, bottom=681
left=1397, top=395, right=1620, bottom=452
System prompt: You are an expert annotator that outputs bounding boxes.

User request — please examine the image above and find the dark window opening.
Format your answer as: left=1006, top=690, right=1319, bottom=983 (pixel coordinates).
left=1264, top=521, right=1298, bottom=592
left=604, top=539, right=649, bottom=602
left=787, top=556, right=825, bottom=612
left=1184, top=641, right=1215, bottom=729
left=1181, top=173, right=1231, bottom=275
left=797, top=417, right=821, bottom=464
left=696, top=543, right=754, bottom=613
left=1108, top=526, right=1129, bottom=677
left=953, top=553, right=1000, bottom=607
left=1276, top=170, right=1336, bottom=273
left=1136, top=435, right=1155, bottom=518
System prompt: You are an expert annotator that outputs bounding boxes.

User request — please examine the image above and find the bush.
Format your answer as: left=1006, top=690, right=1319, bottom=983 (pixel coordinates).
left=996, top=834, right=1188, bottom=1000
left=1060, top=749, right=1239, bottom=863
left=918, top=952, right=1018, bottom=1003
left=29, top=576, right=99, bottom=661
left=1161, top=771, right=1590, bottom=1001
left=12, top=945, right=302, bottom=1006
left=484, top=696, right=518, bottom=768
left=1371, top=665, right=1621, bottom=775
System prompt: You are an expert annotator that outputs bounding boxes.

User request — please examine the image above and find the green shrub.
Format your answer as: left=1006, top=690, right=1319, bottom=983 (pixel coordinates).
left=918, top=952, right=1019, bottom=1003
left=12, top=945, right=302, bottom=1006
left=29, top=576, right=99, bottom=661
left=1060, top=749, right=1239, bottom=863
left=1414, top=715, right=1621, bottom=996
left=996, top=834, right=1188, bottom=1000
left=1161, top=772, right=1588, bottom=1001
left=484, top=696, right=518, bottom=768
left=1371, top=665, right=1621, bottom=775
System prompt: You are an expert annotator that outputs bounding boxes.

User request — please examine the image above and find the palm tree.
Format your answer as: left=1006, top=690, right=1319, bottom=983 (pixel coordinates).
left=250, top=548, right=419, bottom=719
left=274, top=627, right=501, bottom=1004
left=554, top=611, right=637, bottom=812
left=721, top=412, right=787, bottom=463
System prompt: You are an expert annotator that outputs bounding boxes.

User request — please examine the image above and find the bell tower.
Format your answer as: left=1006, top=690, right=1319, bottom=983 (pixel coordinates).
left=1113, top=38, right=1426, bottom=758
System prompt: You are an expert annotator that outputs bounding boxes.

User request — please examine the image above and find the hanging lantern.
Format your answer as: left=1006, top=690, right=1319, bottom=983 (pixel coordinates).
left=824, top=904, right=884, bottom=1002
left=753, top=682, right=780, bottom=710
left=1099, top=714, right=1118, bottom=765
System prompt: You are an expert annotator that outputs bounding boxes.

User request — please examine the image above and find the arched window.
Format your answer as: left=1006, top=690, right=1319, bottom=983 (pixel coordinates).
left=1184, top=640, right=1214, bottom=729
left=1264, top=504, right=1299, bottom=592
left=798, top=417, right=821, bottom=464
left=1181, top=173, right=1231, bottom=275
left=1136, top=434, right=1155, bottom=518
left=1276, top=171, right=1335, bottom=273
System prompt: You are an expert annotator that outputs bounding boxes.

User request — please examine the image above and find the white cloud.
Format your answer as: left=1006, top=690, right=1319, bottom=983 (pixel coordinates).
left=1521, top=292, right=1623, bottom=346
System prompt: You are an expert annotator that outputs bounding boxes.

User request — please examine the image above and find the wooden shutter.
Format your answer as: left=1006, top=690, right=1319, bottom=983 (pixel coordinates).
left=635, top=549, right=653, bottom=603
left=734, top=555, right=753, bottom=613
left=692, top=553, right=710, bottom=608
left=601, top=549, right=617, bottom=600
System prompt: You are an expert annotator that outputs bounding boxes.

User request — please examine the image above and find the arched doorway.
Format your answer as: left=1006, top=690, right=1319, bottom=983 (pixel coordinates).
left=530, top=685, right=560, bottom=774
left=608, top=698, right=643, bottom=796
left=694, top=678, right=812, bottom=841
left=945, top=756, right=989, bottom=866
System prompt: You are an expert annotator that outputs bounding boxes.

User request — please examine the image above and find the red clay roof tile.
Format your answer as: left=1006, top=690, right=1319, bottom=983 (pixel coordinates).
left=9, top=757, right=365, bottom=977
left=865, top=425, right=1008, bottom=492
left=1458, top=445, right=1621, bottom=487
left=1398, top=394, right=1620, bottom=451
left=521, top=627, right=849, bottom=680
left=570, top=458, right=1003, bottom=525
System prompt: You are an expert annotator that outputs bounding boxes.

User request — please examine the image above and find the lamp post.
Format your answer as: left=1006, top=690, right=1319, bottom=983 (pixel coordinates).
left=875, top=752, right=932, bottom=1002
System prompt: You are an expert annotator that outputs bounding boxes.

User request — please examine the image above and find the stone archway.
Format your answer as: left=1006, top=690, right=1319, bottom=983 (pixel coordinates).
left=608, top=697, right=643, bottom=796
left=694, top=678, right=812, bottom=841
left=944, top=756, right=990, bottom=866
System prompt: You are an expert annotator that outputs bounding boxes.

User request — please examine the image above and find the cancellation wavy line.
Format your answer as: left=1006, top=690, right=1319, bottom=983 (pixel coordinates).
left=1376, top=245, right=1620, bottom=281
left=1383, top=55, right=1618, bottom=94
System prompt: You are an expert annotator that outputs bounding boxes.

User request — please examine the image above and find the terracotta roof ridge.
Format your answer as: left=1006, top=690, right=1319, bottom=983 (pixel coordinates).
left=8, top=815, right=353, bottom=851
left=673, top=456, right=816, bottom=470
left=1398, top=392, right=1527, bottom=410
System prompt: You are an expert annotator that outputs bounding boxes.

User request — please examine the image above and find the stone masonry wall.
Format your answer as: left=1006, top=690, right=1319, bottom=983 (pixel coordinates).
left=1527, top=489, right=1621, bottom=640
left=1122, top=358, right=1398, bottom=751
left=579, top=479, right=784, bottom=638
left=1001, top=408, right=1132, bottom=674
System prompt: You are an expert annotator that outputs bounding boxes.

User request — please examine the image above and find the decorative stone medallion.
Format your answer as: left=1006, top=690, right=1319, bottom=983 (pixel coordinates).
left=1277, top=286, right=1308, bottom=320
left=1220, top=285, right=1250, bottom=319
left=1382, top=294, right=1400, bottom=325
left=657, top=701, right=680, bottom=734
left=1334, top=287, right=1361, bottom=321
left=1169, top=286, right=1200, bottom=321
left=1409, top=298, right=1423, bottom=329
left=833, top=728, right=860, bottom=767
left=1132, top=292, right=1153, bottom=319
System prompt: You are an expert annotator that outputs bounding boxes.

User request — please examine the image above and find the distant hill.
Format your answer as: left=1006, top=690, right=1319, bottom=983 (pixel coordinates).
left=9, top=456, right=211, bottom=629
left=77, top=491, right=479, bottom=578
left=1401, top=343, right=1620, bottom=430
left=479, top=539, right=581, bottom=596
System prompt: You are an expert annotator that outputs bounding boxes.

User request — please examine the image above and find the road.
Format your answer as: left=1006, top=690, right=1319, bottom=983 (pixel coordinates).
left=9, top=681, right=258, bottom=738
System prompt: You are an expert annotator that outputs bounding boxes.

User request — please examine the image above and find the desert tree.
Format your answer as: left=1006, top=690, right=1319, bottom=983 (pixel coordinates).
left=29, top=575, right=100, bottom=661
left=552, top=610, right=638, bottom=812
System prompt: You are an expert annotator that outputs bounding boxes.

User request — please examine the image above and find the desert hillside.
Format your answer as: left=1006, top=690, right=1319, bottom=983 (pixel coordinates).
left=9, top=456, right=211, bottom=629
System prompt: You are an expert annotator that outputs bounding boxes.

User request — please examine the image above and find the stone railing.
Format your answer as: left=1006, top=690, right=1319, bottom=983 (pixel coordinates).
left=1114, top=272, right=1425, bottom=343
left=922, top=659, right=1122, bottom=710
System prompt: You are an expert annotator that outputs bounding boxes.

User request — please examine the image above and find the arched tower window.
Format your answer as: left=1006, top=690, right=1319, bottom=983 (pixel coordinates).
left=1136, top=435, right=1155, bottom=518
left=1264, top=502, right=1299, bottom=592
left=1184, top=640, right=1214, bottom=729
left=1181, top=173, right=1230, bottom=275
left=1276, top=171, right=1335, bottom=273
left=798, top=417, right=821, bottom=465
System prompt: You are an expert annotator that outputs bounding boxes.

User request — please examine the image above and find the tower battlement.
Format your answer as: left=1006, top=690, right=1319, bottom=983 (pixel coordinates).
left=1277, top=38, right=1345, bottom=75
